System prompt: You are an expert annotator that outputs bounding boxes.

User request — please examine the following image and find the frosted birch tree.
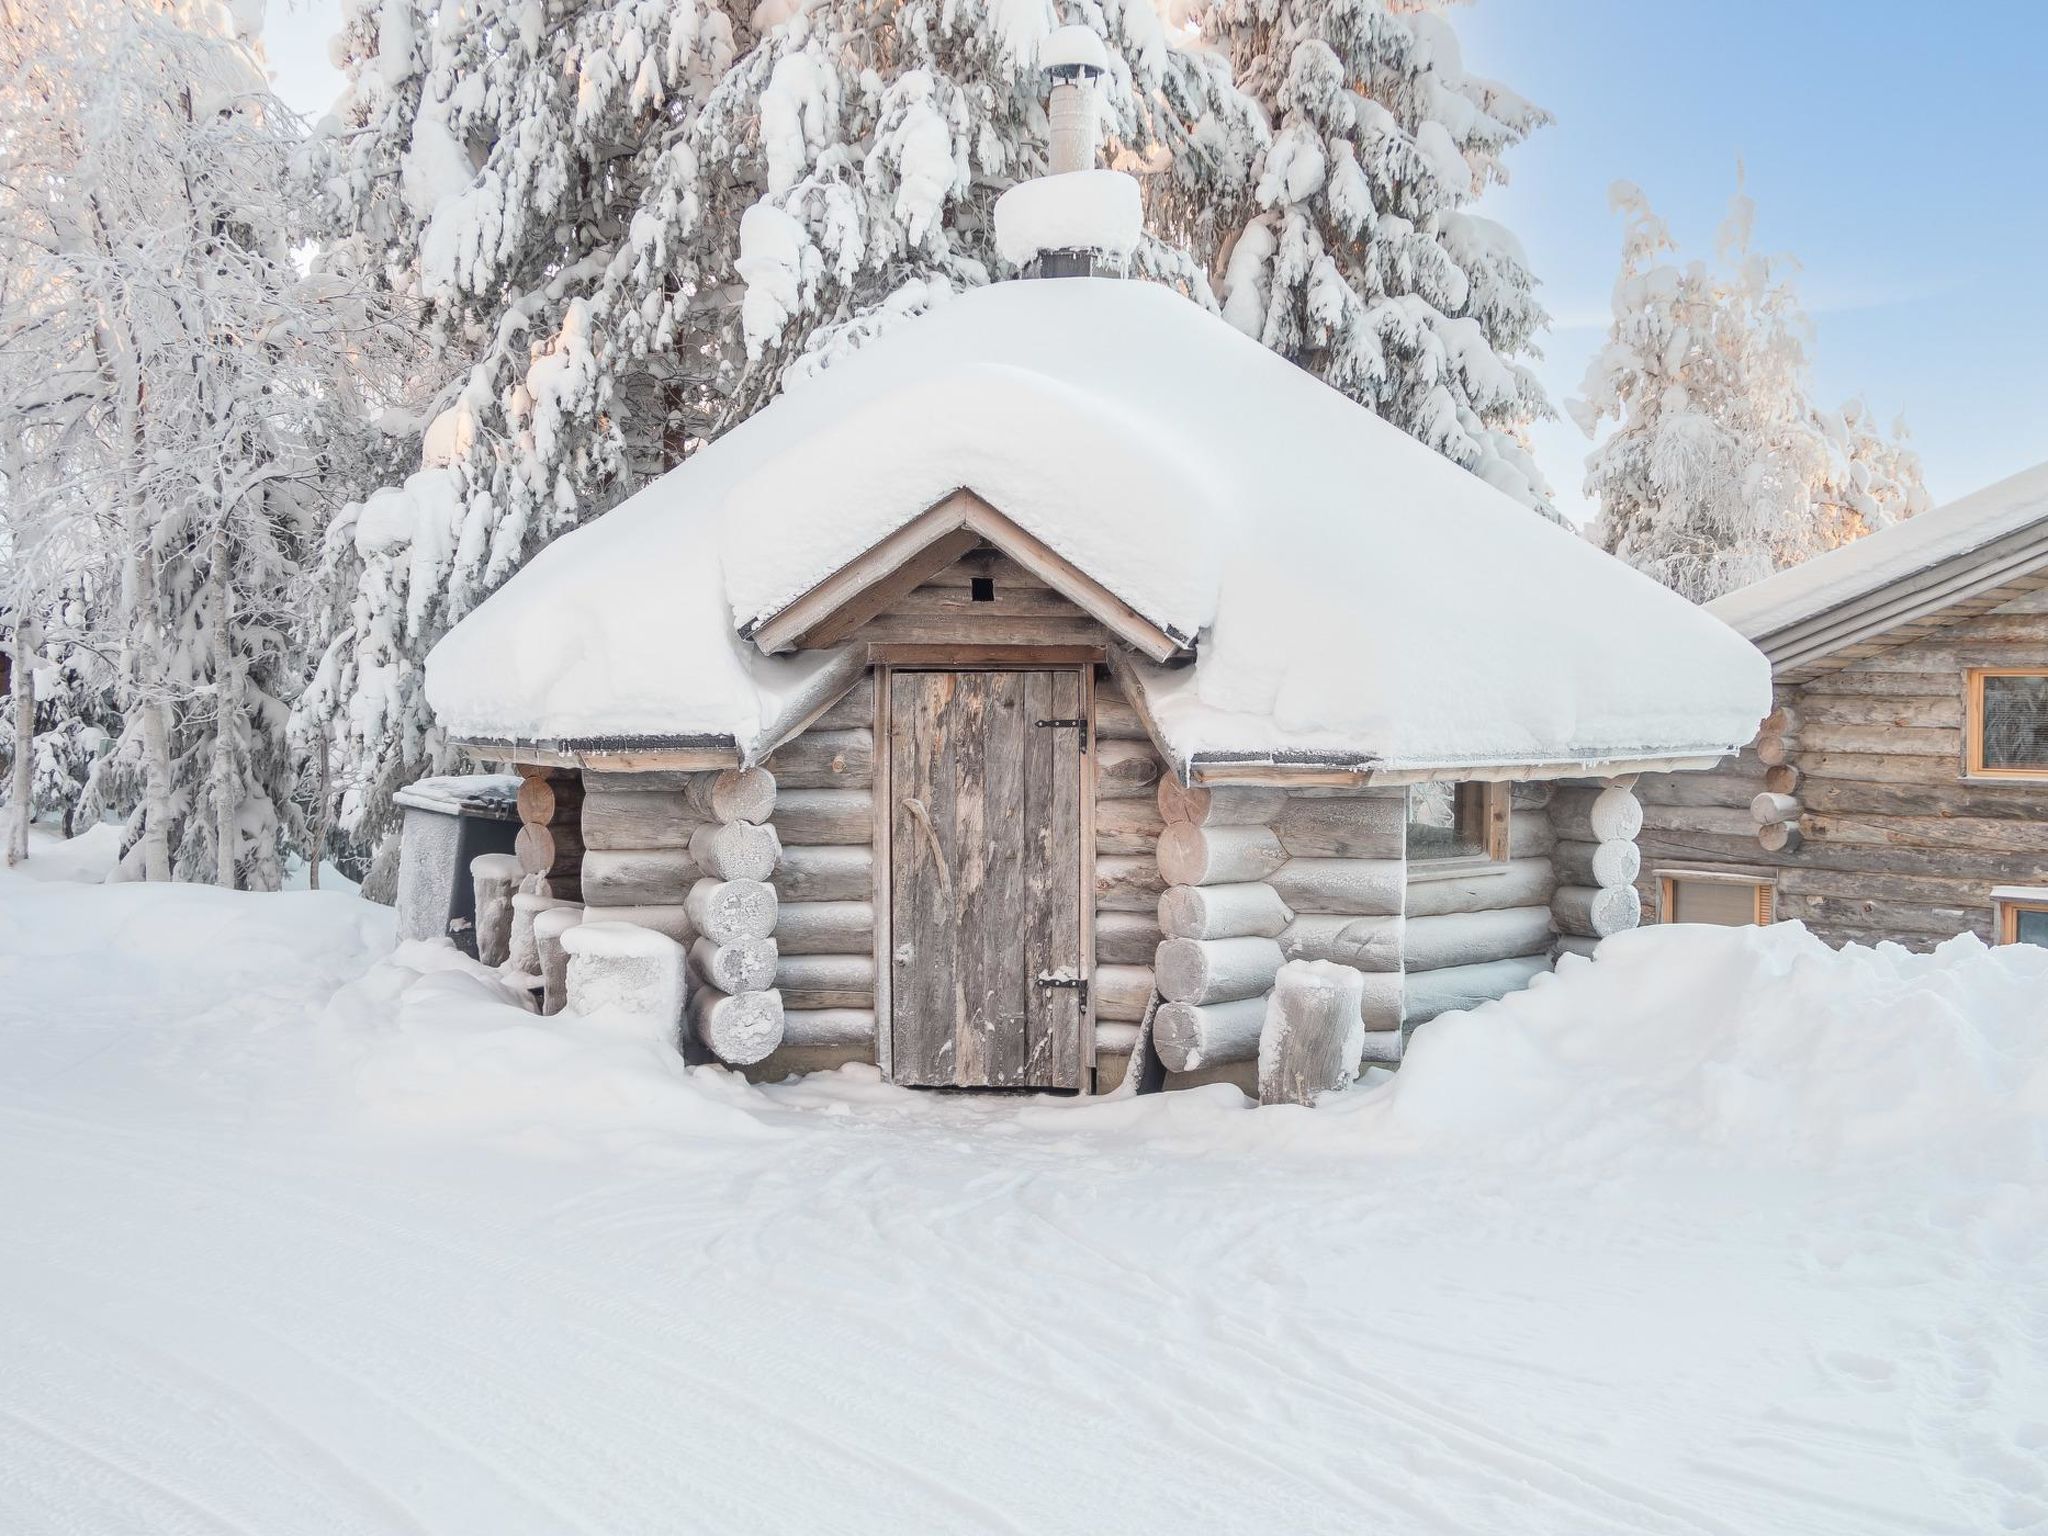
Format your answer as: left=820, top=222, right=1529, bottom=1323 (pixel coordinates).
left=1192, top=0, right=1556, bottom=513
left=1572, top=182, right=1928, bottom=603
left=0, top=0, right=353, bottom=885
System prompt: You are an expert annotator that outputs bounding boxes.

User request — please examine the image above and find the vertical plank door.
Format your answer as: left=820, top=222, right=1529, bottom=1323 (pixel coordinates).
left=888, top=670, right=1086, bottom=1089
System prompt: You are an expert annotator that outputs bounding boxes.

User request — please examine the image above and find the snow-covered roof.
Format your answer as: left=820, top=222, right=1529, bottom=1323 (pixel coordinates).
left=1710, top=461, right=2048, bottom=652
left=426, top=279, right=1768, bottom=778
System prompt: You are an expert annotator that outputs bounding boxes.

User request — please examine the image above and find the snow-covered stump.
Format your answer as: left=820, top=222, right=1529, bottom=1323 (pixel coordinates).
left=508, top=890, right=574, bottom=976
left=560, top=922, right=688, bottom=1041
left=1258, top=960, right=1367, bottom=1107
left=533, top=905, right=584, bottom=1017
left=470, top=853, right=523, bottom=968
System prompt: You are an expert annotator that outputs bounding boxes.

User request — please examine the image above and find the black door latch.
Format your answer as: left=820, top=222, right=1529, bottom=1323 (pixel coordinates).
left=1034, top=717, right=1090, bottom=753
left=1036, top=972, right=1089, bottom=1008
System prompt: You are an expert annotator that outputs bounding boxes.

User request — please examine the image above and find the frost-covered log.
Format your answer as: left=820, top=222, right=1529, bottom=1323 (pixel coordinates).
left=1278, top=913, right=1402, bottom=970
left=508, top=890, right=574, bottom=974
left=533, top=905, right=584, bottom=1016
left=515, top=820, right=584, bottom=877
left=515, top=774, right=581, bottom=825
left=581, top=848, right=697, bottom=907
left=1404, top=857, right=1554, bottom=917
left=1268, top=858, right=1404, bottom=917
left=1764, top=763, right=1802, bottom=796
left=779, top=1007, right=877, bottom=1049
left=1258, top=960, right=1366, bottom=1106
left=1750, top=791, right=1801, bottom=826
left=1356, top=970, right=1404, bottom=1034
left=1549, top=839, right=1639, bottom=891
left=774, top=953, right=875, bottom=1008
left=773, top=844, right=871, bottom=902
left=1095, top=740, right=1163, bottom=800
left=1271, top=795, right=1405, bottom=858
left=685, top=877, right=778, bottom=945
left=1403, top=956, right=1549, bottom=1026
left=1156, top=781, right=1288, bottom=827
left=1552, top=883, right=1641, bottom=939
left=1094, top=1021, right=1142, bottom=1057
left=763, top=730, right=874, bottom=789
left=1094, top=909, right=1163, bottom=965
left=1095, top=853, right=1166, bottom=912
left=773, top=900, right=873, bottom=955
left=561, top=921, right=687, bottom=1028
left=690, top=935, right=780, bottom=995
left=1154, top=935, right=1284, bottom=1005
left=470, top=852, right=523, bottom=967
left=772, top=788, right=871, bottom=846
left=1548, top=786, right=1642, bottom=844
left=1154, top=996, right=1266, bottom=1073
left=1553, top=935, right=1602, bottom=960
left=685, top=767, right=777, bottom=826
left=689, top=986, right=785, bottom=1066
left=689, top=819, right=782, bottom=883
left=1157, top=881, right=1292, bottom=940
left=581, top=903, right=693, bottom=946
left=1508, top=809, right=1558, bottom=858
left=1758, top=820, right=1802, bottom=854
left=1156, top=823, right=1288, bottom=887
left=1403, top=906, right=1553, bottom=972
left=1095, top=798, right=1165, bottom=856
left=579, top=790, right=699, bottom=851
left=1093, top=963, right=1155, bottom=1022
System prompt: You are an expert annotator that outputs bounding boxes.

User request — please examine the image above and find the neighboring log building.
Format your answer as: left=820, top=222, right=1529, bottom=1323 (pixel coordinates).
left=417, top=36, right=1766, bottom=1102
left=1635, top=463, right=2048, bottom=951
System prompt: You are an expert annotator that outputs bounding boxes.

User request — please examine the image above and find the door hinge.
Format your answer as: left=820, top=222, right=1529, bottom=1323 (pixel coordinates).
left=1036, top=971, right=1089, bottom=1008
left=1034, top=717, right=1090, bottom=753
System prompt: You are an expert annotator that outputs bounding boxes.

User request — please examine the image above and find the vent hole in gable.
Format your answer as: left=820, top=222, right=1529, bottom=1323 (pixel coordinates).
left=971, top=576, right=996, bottom=603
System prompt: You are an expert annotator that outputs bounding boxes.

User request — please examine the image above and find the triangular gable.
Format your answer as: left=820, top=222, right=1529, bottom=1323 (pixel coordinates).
left=740, top=488, right=1193, bottom=663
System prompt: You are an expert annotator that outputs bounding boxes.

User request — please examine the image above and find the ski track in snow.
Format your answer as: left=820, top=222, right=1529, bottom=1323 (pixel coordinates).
left=2, top=867, right=2042, bottom=1534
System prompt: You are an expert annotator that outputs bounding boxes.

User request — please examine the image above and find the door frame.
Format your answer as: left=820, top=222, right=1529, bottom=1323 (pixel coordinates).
left=871, top=649, right=1099, bottom=1088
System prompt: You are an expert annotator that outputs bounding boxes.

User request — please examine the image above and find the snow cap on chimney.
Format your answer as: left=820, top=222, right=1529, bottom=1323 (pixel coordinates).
left=992, top=24, right=1140, bottom=279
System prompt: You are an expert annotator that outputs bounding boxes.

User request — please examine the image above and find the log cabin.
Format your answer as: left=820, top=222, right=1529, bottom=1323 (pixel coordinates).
left=419, top=30, right=1768, bottom=1101
left=1634, top=462, right=2048, bottom=949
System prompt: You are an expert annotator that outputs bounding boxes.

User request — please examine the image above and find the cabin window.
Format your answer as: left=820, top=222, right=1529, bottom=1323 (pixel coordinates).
left=1407, top=781, right=1509, bottom=864
left=1657, top=870, right=1775, bottom=926
left=1993, top=888, right=2048, bottom=947
left=1966, top=668, right=2048, bottom=778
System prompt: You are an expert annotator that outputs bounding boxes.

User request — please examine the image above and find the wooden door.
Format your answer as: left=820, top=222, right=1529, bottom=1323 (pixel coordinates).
left=887, top=669, right=1087, bottom=1089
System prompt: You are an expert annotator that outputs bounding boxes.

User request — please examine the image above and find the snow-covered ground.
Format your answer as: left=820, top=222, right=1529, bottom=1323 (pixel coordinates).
left=4, top=840, right=2045, bottom=1535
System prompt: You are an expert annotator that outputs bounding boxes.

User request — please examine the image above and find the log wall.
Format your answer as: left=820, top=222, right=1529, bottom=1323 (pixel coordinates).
left=1634, top=595, right=2048, bottom=950
left=1396, top=782, right=1567, bottom=1030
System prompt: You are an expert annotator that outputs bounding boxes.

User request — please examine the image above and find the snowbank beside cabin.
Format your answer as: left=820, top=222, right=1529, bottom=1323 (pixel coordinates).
left=1379, top=920, right=2048, bottom=1175
left=426, top=279, right=1767, bottom=772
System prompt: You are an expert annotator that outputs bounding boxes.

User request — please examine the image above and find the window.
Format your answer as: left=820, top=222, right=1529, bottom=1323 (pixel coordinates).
left=1966, top=668, right=2048, bottom=778
left=1993, top=888, right=2048, bottom=947
left=1407, top=781, right=1509, bottom=864
left=1657, top=870, right=1775, bottom=927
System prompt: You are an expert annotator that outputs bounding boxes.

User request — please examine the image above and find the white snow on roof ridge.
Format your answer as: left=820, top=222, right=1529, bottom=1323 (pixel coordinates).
left=1710, top=460, right=2048, bottom=642
left=425, top=278, right=1770, bottom=769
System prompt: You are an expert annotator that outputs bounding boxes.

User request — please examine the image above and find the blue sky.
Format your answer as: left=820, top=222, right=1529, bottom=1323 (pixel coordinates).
left=261, top=0, right=2048, bottom=520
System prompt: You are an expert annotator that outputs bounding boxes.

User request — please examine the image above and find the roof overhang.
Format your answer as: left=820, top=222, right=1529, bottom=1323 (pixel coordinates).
left=449, top=734, right=743, bottom=774
left=740, top=487, right=1195, bottom=663
left=1751, top=524, right=2048, bottom=683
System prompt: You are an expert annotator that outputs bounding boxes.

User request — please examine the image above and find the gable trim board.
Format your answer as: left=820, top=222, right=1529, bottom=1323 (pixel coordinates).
left=743, top=488, right=1194, bottom=663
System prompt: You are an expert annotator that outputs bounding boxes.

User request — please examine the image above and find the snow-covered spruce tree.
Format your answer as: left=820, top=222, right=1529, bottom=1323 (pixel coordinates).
left=310, top=0, right=746, bottom=855
left=695, top=0, right=1257, bottom=416
left=1192, top=0, right=1556, bottom=513
left=0, top=0, right=334, bottom=887
left=1571, top=182, right=1927, bottom=603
